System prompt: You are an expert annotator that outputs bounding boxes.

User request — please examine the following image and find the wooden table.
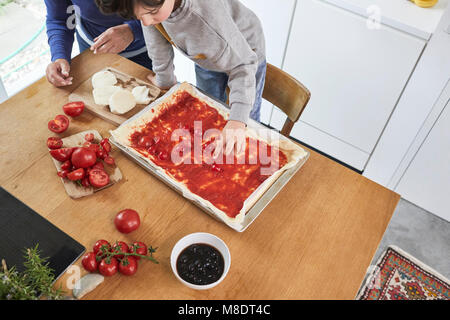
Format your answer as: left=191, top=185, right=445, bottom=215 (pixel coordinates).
left=0, top=51, right=399, bottom=300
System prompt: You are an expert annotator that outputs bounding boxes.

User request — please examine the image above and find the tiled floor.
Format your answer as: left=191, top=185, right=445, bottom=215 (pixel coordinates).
left=370, top=198, right=450, bottom=280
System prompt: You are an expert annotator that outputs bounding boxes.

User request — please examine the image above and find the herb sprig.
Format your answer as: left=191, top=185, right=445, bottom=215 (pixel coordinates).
left=0, top=244, right=64, bottom=300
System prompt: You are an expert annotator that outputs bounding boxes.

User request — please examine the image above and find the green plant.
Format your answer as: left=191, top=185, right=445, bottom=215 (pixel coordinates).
left=0, top=244, right=64, bottom=300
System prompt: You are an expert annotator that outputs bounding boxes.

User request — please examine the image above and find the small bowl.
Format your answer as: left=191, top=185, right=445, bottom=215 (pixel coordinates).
left=170, top=232, right=231, bottom=290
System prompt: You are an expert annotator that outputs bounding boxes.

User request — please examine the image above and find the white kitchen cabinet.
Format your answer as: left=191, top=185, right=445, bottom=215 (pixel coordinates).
left=396, top=95, right=450, bottom=222
left=173, top=0, right=297, bottom=125
left=363, top=3, right=450, bottom=189
left=270, top=0, right=426, bottom=170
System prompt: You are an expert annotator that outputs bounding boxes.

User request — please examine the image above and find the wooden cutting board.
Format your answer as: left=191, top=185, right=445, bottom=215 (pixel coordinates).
left=50, top=130, right=123, bottom=199
left=68, top=67, right=161, bottom=126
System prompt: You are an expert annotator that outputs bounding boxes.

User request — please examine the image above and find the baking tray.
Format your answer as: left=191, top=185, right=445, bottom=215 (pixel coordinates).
left=109, top=83, right=310, bottom=232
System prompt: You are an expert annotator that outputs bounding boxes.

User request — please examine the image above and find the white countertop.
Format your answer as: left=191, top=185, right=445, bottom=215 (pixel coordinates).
left=323, top=0, right=449, bottom=40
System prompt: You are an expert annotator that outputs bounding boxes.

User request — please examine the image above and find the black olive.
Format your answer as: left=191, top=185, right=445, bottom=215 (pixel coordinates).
left=176, top=243, right=225, bottom=285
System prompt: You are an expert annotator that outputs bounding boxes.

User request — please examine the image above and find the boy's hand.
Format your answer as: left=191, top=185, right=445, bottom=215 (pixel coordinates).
left=213, top=120, right=247, bottom=159
left=146, top=72, right=176, bottom=91
left=46, top=59, right=73, bottom=87
left=91, top=24, right=134, bottom=54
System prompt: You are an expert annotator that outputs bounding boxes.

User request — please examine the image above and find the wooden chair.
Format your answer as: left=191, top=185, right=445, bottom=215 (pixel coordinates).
left=262, top=63, right=311, bottom=137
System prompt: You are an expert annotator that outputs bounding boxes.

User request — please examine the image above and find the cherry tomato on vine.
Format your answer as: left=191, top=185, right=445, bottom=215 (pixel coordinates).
left=118, top=256, right=138, bottom=276
left=81, top=252, right=98, bottom=272
left=93, top=239, right=111, bottom=254
left=111, top=241, right=129, bottom=259
left=129, top=241, right=147, bottom=260
left=98, top=258, right=118, bottom=277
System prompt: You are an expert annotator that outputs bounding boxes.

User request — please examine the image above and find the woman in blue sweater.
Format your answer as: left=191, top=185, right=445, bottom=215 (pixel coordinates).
left=44, top=0, right=152, bottom=87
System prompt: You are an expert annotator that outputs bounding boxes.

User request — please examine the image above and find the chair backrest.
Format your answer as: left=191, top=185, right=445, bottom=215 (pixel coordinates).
left=262, top=63, right=311, bottom=137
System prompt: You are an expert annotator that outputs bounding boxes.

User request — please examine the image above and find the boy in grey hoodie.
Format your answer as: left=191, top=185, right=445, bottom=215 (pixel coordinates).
left=96, top=0, right=266, bottom=154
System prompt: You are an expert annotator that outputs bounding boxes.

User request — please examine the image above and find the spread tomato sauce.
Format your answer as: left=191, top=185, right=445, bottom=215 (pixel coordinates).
left=129, top=91, right=287, bottom=218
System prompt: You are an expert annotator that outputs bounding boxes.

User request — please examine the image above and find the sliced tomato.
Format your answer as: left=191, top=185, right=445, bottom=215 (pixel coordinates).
left=67, top=168, right=85, bottom=181
left=62, top=101, right=85, bottom=117
left=48, top=115, right=69, bottom=134
left=57, top=169, right=70, bottom=178
left=158, top=151, right=169, bottom=161
left=49, top=147, right=74, bottom=162
left=87, top=143, right=100, bottom=153
left=103, top=156, right=115, bottom=166
left=60, top=160, right=72, bottom=170
left=96, top=148, right=107, bottom=160
left=92, top=161, right=104, bottom=171
left=88, top=169, right=109, bottom=188
left=47, top=137, right=63, bottom=149
left=81, top=176, right=91, bottom=187
left=138, top=135, right=154, bottom=149
left=85, top=133, right=94, bottom=142
left=100, top=138, right=111, bottom=153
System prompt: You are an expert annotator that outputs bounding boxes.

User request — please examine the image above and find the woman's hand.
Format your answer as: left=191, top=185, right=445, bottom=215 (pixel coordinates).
left=213, top=120, right=247, bottom=159
left=90, top=24, right=134, bottom=54
left=46, top=59, right=72, bottom=87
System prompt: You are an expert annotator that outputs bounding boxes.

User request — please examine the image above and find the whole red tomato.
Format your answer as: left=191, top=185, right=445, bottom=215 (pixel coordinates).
left=88, top=169, right=110, bottom=188
left=111, top=241, right=129, bottom=259
left=81, top=252, right=98, bottom=272
left=114, top=209, right=140, bottom=234
left=129, top=241, right=147, bottom=260
left=48, top=115, right=69, bottom=133
left=49, top=147, right=74, bottom=162
left=62, top=101, right=85, bottom=117
left=93, top=239, right=111, bottom=254
left=47, top=137, right=63, bottom=149
left=67, top=168, right=85, bottom=181
left=98, top=258, right=118, bottom=277
left=71, top=147, right=97, bottom=168
left=118, top=257, right=138, bottom=276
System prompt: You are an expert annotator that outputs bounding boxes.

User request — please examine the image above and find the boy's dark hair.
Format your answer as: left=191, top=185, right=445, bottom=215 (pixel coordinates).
left=95, top=0, right=166, bottom=19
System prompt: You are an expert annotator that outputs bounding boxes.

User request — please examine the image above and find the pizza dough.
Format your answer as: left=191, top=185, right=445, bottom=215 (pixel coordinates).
left=132, top=86, right=151, bottom=105
left=109, top=89, right=136, bottom=114
left=110, top=82, right=308, bottom=231
left=92, top=85, right=121, bottom=106
left=91, top=70, right=117, bottom=89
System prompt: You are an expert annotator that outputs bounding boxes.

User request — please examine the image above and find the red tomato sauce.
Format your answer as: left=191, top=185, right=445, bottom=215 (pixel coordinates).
left=129, top=91, right=287, bottom=218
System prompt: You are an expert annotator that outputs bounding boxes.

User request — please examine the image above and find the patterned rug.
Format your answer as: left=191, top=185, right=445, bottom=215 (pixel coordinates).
left=357, top=246, right=450, bottom=300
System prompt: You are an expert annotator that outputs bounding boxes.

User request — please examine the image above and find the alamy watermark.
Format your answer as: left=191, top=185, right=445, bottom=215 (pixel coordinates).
left=166, top=121, right=282, bottom=176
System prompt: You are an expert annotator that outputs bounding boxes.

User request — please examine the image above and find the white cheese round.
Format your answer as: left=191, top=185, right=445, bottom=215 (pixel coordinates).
left=132, top=86, right=151, bottom=105
left=91, top=70, right=117, bottom=89
left=92, top=85, right=121, bottom=106
left=109, top=89, right=136, bottom=114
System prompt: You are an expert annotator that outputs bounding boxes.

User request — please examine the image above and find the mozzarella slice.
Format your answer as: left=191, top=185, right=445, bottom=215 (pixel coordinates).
left=109, top=89, right=136, bottom=114
left=91, top=70, right=117, bottom=89
left=92, top=85, right=121, bottom=106
left=132, top=86, right=151, bottom=105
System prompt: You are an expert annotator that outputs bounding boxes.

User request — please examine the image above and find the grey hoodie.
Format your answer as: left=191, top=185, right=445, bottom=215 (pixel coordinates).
left=142, top=0, right=266, bottom=124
